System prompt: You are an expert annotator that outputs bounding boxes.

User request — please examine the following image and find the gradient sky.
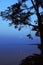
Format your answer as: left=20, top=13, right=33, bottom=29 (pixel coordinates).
left=0, top=0, right=41, bottom=44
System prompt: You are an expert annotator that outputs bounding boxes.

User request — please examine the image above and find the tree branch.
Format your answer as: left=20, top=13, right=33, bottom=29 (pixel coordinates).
left=31, top=0, right=37, bottom=11
left=28, top=23, right=38, bottom=28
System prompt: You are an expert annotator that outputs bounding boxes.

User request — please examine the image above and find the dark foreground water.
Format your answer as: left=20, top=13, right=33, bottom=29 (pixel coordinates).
left=0, top=44, right=40, bottom=65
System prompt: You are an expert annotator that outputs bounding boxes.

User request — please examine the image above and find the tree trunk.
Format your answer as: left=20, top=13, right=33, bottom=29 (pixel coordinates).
left=38, top=15, right=43, bottom=45
left=31, top=0, right=43, bottom=45
left=37, top=12, right=43, bottom=54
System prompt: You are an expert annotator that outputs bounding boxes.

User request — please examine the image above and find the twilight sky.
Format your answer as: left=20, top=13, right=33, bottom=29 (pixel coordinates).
left=0, top=0, right=41, bottom=44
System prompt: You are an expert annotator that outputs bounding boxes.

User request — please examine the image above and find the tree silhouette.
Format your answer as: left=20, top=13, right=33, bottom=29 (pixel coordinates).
left=0, top=0, right=43, bottom=65
left=0, top=0, right=43, bottom=42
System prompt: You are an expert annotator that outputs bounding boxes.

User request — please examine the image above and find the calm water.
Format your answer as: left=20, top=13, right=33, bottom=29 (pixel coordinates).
left=0, top=44, right=40, bottom=65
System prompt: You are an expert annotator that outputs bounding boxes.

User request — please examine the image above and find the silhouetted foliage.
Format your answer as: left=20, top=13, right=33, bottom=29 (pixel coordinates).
left=19, top=44, right=43, bottom=65
left=0, top=0, right=43, bottom=40
left=19, top=54, right=43, bottom=65
left=0, top=0, right=43, bottom=65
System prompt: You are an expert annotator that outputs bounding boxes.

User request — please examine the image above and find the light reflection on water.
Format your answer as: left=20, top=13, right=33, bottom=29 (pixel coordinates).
left=0, top=44, right=40, bottom=65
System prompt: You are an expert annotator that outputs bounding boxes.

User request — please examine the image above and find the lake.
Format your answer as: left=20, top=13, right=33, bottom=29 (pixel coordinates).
left=0, top=44, right=40, bottom=65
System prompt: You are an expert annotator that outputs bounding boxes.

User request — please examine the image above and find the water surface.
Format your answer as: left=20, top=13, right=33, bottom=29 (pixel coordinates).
left=0, top=44, right=40, bottom=65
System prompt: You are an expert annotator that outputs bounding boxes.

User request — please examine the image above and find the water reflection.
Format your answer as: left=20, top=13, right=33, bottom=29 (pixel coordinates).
left=0, top=44, right=40, bottom=65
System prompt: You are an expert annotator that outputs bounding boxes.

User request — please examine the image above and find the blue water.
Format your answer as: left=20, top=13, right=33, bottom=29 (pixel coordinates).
left=0, top=36, right=41, bottom=65
left=0, top=36, right=40, bottom=44
left=0, top=44, right=40, bottom=65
